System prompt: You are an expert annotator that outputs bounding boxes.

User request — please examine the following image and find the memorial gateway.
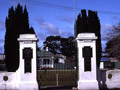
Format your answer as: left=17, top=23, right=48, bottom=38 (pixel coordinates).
left=0, top=33, right=120, bottom=89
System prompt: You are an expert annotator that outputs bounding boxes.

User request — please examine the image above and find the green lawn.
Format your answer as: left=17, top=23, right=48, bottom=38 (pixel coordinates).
left=37, top=69, right=77, bottom=87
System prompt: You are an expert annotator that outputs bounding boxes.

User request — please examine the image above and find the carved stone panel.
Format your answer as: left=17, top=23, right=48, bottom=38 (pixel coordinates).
left=83, top=46, right=92, bottom=71
left=23, top=48, right=33, bottom=73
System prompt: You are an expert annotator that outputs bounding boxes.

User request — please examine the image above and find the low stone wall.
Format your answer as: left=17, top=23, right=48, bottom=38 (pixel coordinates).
left=0, top=71, right=38, bottom=90
left=0, top=72, right=17, bottom=90
left=100, top=69, right=120, bottom=89
left=106, top=70, right=120, bottom=89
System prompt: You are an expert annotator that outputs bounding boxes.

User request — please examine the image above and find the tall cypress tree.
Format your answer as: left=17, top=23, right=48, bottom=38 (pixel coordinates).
left=5, top=3, right=35, bottom=72
left=88, top=10, right=101, bottom=67
left=75, top=14, right=81, bottom=37
left=76, top=9, right=88, bottom=35
left=75, top=9, right=101, bottom=67
left=81, top=10, right=88, bottom=32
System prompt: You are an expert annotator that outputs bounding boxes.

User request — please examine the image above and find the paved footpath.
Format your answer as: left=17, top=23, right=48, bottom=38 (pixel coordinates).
left=39, top=86, right=74, bottom=90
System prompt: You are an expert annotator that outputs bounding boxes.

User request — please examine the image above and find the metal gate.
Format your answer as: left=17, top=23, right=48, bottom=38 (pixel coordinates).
left=37, top=51, right=78, bottom=89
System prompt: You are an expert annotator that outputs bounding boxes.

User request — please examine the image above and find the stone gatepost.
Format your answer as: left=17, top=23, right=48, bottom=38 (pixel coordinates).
left=17, top=34, right=38, bottom=90
left=76, top=33, right=99, bottom=90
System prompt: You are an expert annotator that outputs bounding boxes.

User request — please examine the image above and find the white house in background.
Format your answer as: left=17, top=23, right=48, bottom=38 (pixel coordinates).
left=0, top=54, right=5, bottom=60
left=0, top=54, right=6, bottom=71
left=37, top=51, right=54, bottom=69
left=100, top=57, right=110, bottom=69
left=100, top=52, right=112, bottom=69
left=55, top=54, right=66, bottom=64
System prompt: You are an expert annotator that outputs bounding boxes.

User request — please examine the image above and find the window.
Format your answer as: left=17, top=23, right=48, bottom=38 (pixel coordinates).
left=43, top=59, right=50, bottom=64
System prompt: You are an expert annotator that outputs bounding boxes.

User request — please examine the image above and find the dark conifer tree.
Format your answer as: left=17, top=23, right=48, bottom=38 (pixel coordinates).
left=75, top=14, right=81, bottom=37
left=81, top=10, right=88, bottom=32
left=75, top=9, right=101, bottom=67
left=88, top=10, right=101, bottom=67
left=76, top=9, right=88, bottom=35
left=4, top=3, right=35, bottom=72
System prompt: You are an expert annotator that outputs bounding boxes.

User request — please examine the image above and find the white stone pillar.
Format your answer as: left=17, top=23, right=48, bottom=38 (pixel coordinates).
left=76, top=33, right=99, bottom=90
left=17, top=34, right=38, bottom=90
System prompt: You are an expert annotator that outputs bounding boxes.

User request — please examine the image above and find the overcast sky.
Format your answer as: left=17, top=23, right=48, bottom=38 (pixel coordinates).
left=0, top=0, right=120, bottom=53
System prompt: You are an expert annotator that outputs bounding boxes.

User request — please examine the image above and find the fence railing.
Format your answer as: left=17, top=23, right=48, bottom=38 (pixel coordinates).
left=37, top=69, right=77, bottom=87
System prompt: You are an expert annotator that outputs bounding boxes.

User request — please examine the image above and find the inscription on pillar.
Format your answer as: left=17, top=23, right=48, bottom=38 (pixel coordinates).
left=23, top=48, right=33, bottom=73
left=83, top=46, right=92, bottom=71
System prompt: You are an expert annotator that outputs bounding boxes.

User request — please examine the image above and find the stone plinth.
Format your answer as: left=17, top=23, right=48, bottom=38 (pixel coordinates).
left=76, top=33, right=99, bottom=90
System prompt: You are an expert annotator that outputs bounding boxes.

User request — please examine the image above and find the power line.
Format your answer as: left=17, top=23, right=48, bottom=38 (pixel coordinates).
left=15, top=0, right=120, bottom=15
left=25, top=0, right=75, bottom=11
left=97, top=10, right=120, bottom=15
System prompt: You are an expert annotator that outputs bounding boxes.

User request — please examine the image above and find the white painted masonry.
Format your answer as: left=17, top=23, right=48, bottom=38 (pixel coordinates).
left=106, top=70, right=120, bottom=89
left=0, top=72, right=17, bottom=89
left=17, top=34, right=38, bottom=90
left=76, top=33, right=99, bottom=90
left=0, top=34, right=38, bottom=90
left=100, top=62, right=104, bottom=69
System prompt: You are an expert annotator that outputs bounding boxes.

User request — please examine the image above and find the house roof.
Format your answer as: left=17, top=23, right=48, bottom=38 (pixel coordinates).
left=101, top=57, right=110, bottom=62
left=55, top=54, right=66, bottom=59
left=37, top=51, right=54, bottom=59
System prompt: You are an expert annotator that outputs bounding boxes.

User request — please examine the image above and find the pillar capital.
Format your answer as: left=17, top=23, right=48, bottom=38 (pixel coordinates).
left=76, top=33, right=97, bottom=40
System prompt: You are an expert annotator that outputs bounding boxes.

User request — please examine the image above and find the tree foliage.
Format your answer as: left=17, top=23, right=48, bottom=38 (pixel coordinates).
left=4, top=4, right=35, bottom=72
left=43, top=36, right=76, bottom=57
left=106, top=35, right=120, bottom=59
left=106, top=23, right=120, bottom=60
left=75, top=9, right=101, bottom=67
left=61, top=36, right=76, bottom=57
left=43, top=36, right=61, bottom=54
left=106, top=23, right=120, bottom=40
